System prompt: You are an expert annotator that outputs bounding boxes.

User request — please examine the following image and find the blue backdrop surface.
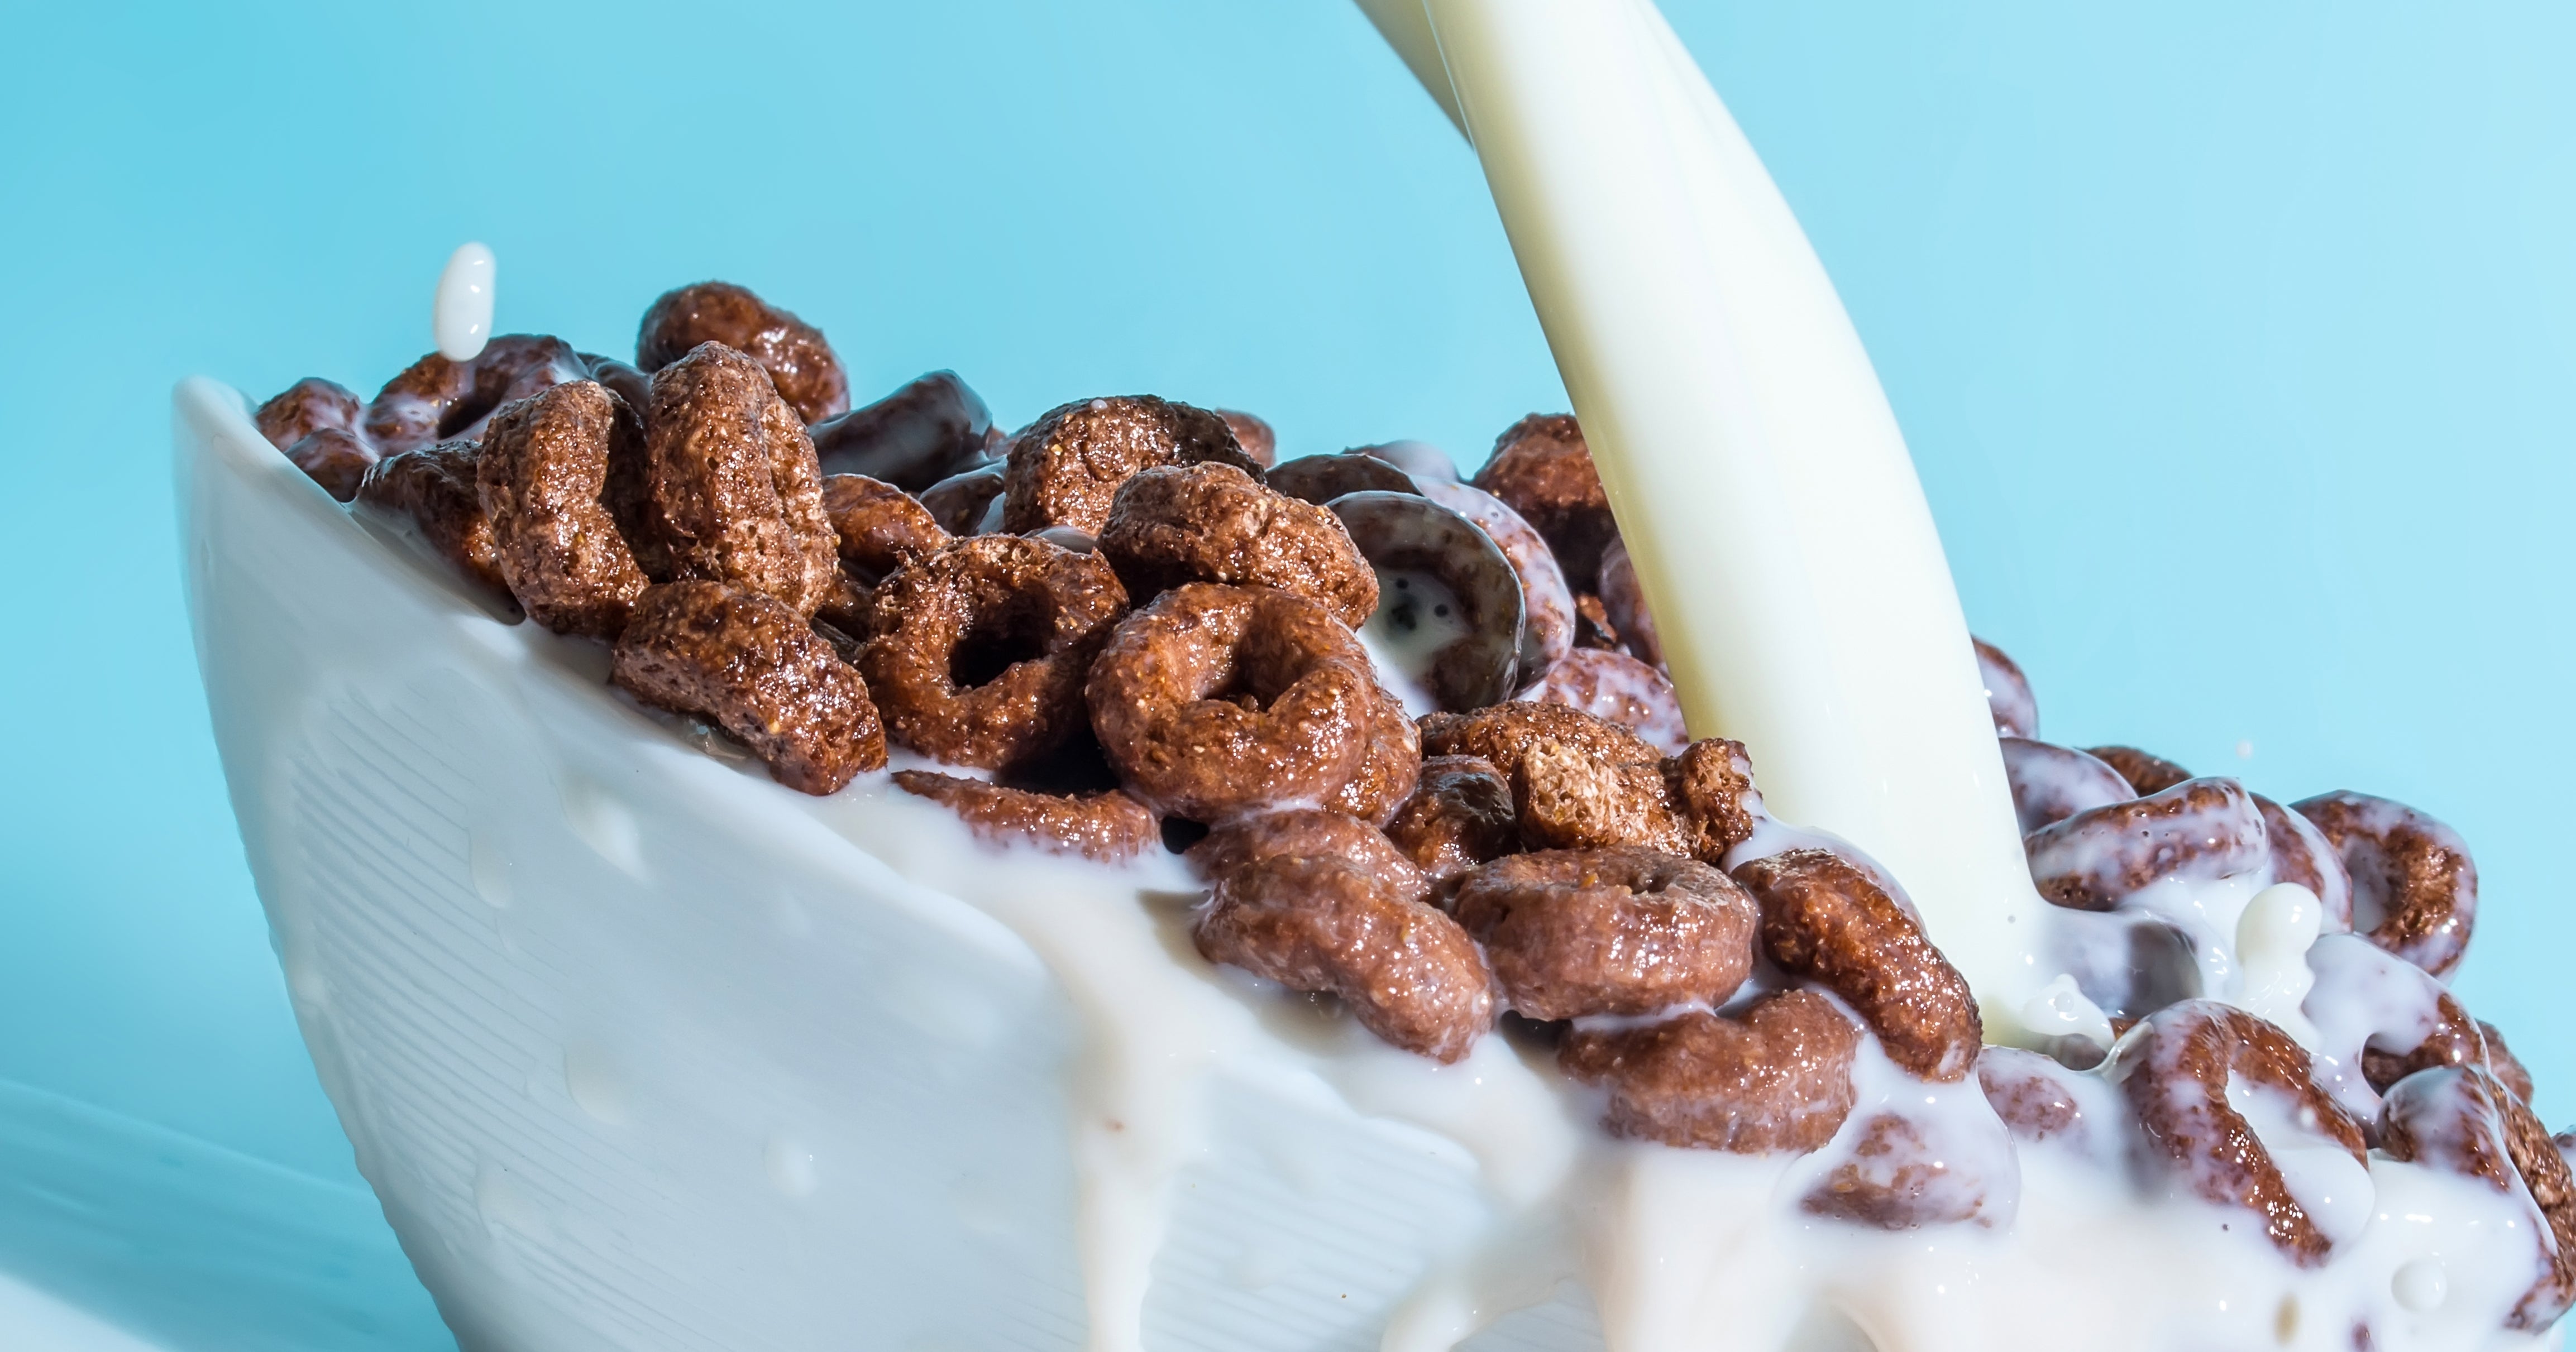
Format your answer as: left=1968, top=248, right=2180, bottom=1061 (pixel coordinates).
left=2, top=2, right=2569, bottom=1346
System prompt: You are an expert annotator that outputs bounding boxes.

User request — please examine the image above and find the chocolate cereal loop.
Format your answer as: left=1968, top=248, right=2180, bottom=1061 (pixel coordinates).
left=357, top=439, right=505, bottom=593
left=639, top=342, right=844, bottom=617
left=1732, top=846, right=1982, bottom=1081
left=475, top=381, right=649, bottom=636
left=611, top=581, right=886, bottom=794
left=892, top=770, right=1158, bottom=862
left=1560, top=991, right=1861, bottom=1154
left=1098, top=462, right=1378, bottom=626
left=637, top=281, right=849, bottom=424
left=1451, top=847, right=1756, bottom=1019
left=1002, top=395, right=1261, bottom=535
left=1383, top=756, right=1518, bottom=883
left=2293, top=791, right=2478, bottom=980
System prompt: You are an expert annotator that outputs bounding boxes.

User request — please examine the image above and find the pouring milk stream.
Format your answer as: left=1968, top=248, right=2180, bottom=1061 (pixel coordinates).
left=1355, top=0, right=2049, bottom=1029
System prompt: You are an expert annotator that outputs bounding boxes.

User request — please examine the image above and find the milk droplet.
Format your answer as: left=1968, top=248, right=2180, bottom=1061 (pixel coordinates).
left=765, top=1134, right=819, bottom=1197
left=562, top=1043, right=629, bottom=1125
left=2232, top=883, right=2322, bottom=1047
left=2392, top=1257, right=2448, bottom=1311
left=469, top=831, right=513, bottom=908
left=2236, top=739, right=2255, bottom=760
left=434, top=242, right=496, bottom=362
left=561, top=775, right=647, bottom=877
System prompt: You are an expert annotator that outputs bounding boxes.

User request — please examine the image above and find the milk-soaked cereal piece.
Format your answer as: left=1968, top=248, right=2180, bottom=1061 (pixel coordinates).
left=919, top=462, right=1007, bottom=536
left=611, top=581, right=886, bottom=795
left=2379, top=1065, right=2574, bottom=1327
left=820, top=473, right=948, bottom=583
left=256, top=377, right=364, bottom=450
left=357, top=440, right=504, bottom=592
left=2024, top=777, right=2269, bottom=912
left=1663, top=737, right=1764, bottom=865
left=476, top=381, right=649, bottom=636
left=1416, top=477, right=1574, bottom=676
left=1976, top=1046, right=2123, bottom=1160
left=2086, top=744, right=2193, bottom=797
left=1264, top=449, right=1420, bottom=505
left=892, top=770, right=1158, bottom=862
left=1335, top=491, right=1530, bottom=712
left=1087, top=583, right=1409, bottom=822
left=1999, top=737, right=2133, bottom=836
left=638, top=342, right=843, bottom=618
left=1597, top=538, right=1662, bottom=670
left=1451, top=847, right=1756, bottom=1019
left=2254, top=793, right=2355, bottom=933
left=283, top=429, right=375, bottom=501
left=1801, top=1108, right=2016, bottom=1230
left=862, top=535, right=1127, bottom=773
left=637, top=281, right=849, bottom=424
left=1733, top=847, right=1981, bottom=1082
left=1002, top=395, right=1262, bottom=535
left=1194, top=847, right=1490, bottom=1062
left=1098, top=463, right=1379, bottom=627
left=1560, top=991, right=1860, bottom=1153
left=1973, top=637, right=2037, bottom=739
left=1474, top=413, right=1618, bottom=590
left=2113, top=1001, right=2368, bottom=1267
left=1186, top=807, right=1428, bottom=897
left=1383, top=756, right=1517, bottom=883
left=1517, top=649, right=1687, bottom=754
left=366, top=334, right=591, bottom=455
left=2294, top=790, right=2478, bottom=980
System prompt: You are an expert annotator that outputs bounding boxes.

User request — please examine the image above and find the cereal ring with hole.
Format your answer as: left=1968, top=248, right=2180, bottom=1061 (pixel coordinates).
left=1517, top=649, right=1687, bottom=754
left=1334, top=491, right=1527, bottom=711
left=256, top=377, right=364, bottom=452
left=821, top=474, right=949, bottom=583
left=637, top=281, right=848, bottom=424
left=1086, top=582, right=1406, bottom=821
left=2087, top=745, right=2193, bottom=797
left=1474, top=413, right=1617, bottom=589
left=2293, top=791, right=2477, bottom=980
left=366, top=334, right=591, bottom=456
left=2000, top=737, right=2134, bottom=836
left=1193, top=844, right=1489, bottom=1062
left=1265, top=450, right=1421, bottom=505
left=2378, top=1066, right=2574, bottom=1327
left=892, top=770, right=1158, bottom=862
left=636, top=342, right=843, bottom=617
left=1977, top=1046, right=2123, bottom=1160
left=1514, top=739, right=1688, bottom=854
left=1416, top=477, right=1573, bottom=676
left=1732, top=847, right=1982, bottom=1081
left=1451, top=846, right=1756, bottom=1019
left=810, top=371, right=995, bottom=490
left=2109, top=1000, right=2369, bottom=1265
left=2024, top=776, right=2269, bottom=912
left=920, top=462, right=1007, bottom=535
left=1664, top=737, right=1763, bottom=865
left=1002, top=395, right=1262, bottom=535
left=1559, top=991, right=1861, bottom=1153
left=1217, top=410, right=1276, bottom=468
left=475, top=381, right=649, bottom=636
left=357, top=440, right=504, bottom=593
left=1597, top=538, right=1662, bottom=671
left=1383, top=756, right=1517, bottom=884
left=611, top=581, right=886, bottom=794
left=861, top=535, right=1127, bottom=772
left=2254, top=793, right=2354, bottom=932
left=1098, top=463, right=1378, bottom=626
left=2301, top=932, right=2488, bottom=1121
left=1973, top=637, right=2037, bottom=739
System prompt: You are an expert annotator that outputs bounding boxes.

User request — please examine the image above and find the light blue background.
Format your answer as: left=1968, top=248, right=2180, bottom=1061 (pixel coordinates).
left=3, top=2, right=2568, bottom=1345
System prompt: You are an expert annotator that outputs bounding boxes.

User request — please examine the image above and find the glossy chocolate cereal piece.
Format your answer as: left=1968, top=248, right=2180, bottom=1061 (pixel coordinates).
left=611, top=580, right=886, bottom=794
left=284, top=428, right=375, bottom=501
left=1217, top=409, right=1277, bottom=468
left=1977, top=1046, right=2119, bottom=1155
left=1421, top=701, right=1662, bottom=779
left=1265, top=449, right=1421, bottom=505
left=1002, top=395, right=1261, bottom=535
left=475, top=381, right=649, bottom=636
left=1559, top=991, right=1861, bottom=1154
left=2255, top=793, right=2355, bottom=933
left=1597, top=538, right=1662, bottom=670
left=1474, top=413, right=1617, bottom=589
left=636, top=281, right=848, bottom=424
left=1514, top=740, right=1689, bottom=854
left=366, top=334, right=590, bottom=455
left=810, top=371, right=995, bottom=490
left=1973, top=637, right=2038, bottom=740
left=639, top=342, right=843, bottom=617
left=1801, top=1110, right=2011, bottom=1230
left=1321, top=688, right=1423, bottom=826
left=1194, top=851, right=1492, bottom=1062
left=861, top=535, right=1127, bottom=773
left=1086, top=583, right=1398, bottom=822
left=2113, top=1001, right=2368, bottom=1267
left=256, top=377, right=363, bottom=451
left=1570, top=592, right=1621, bottom=653
left=1098, top=462, right=1379, bottom=627
left=1186, top=807, right=1429, bottom=899
left=2501, top=1086, right=2576, bottom=1328
left=1383, top=756, right=1518, bottom=883
left=892, top=770, right=1158, bottom=862
left=357, top=439, right=504, bottom=592
left=1999, top=737, right=2134, bottom=836
left=2024, top=776, right=2269, bottom=912
left=820, top=473, right=949, bottom=583
left=1416, top=477, right=1574, bottom=677
left=2086, top=745, right=2194, bottom=797
left=1517, top=649, right=1687, bottom=755
left=2293, top=790, right=2478, bottom=981
left=1451, top=846, right=1756, bottom=1019
left=2481, top=1020, right=2536, bottom=1105
left=919, top=462, right=1007, bottom=536
left=1662, top=737, right=1763, bottom=865
left=1334, top=491, right=1530, bottom=711
left=1733, top=847, right=1982, bottom=1082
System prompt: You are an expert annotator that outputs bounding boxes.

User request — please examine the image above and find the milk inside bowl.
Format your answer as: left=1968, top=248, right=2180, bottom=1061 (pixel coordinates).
left=178, top=2, right=2573, bottom=1350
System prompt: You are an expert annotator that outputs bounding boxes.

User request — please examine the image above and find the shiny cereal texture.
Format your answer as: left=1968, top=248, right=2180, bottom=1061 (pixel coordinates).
left=637, top=281, right=849, bottom=424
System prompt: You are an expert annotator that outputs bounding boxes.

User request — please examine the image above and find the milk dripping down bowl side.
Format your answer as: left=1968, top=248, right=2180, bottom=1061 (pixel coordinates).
left=175, top=381, right=1594, bottom=1352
